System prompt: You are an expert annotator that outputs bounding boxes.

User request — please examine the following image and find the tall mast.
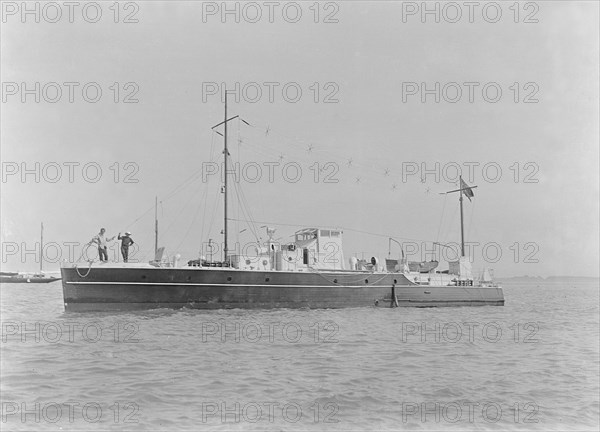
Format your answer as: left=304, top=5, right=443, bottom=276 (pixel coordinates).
left=210, top=91, right=242, bottom=263
left=154, top=196, right=158, bottom=256
left=459, top=176, right=465, bottom=257
left=223, top=91, right=229, bottom=263
left=40, top=222, right=43, bottom=273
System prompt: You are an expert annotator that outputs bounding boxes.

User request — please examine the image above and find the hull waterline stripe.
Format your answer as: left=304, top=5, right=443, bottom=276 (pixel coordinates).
left=65, top=281, right=395, bottom=288
left=64, top=281, right=500, bottom=290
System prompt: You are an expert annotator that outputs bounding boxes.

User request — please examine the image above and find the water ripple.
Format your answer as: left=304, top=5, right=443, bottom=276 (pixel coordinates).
left=1, top=281, right=598, bottom=430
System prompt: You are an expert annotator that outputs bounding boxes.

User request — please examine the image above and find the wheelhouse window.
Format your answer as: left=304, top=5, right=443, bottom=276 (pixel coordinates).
left=295, top=229, right=318, bottom=242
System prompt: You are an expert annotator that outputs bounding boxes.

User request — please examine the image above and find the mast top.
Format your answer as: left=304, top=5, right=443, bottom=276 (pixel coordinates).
left=441, top=177, right=477, bottom=257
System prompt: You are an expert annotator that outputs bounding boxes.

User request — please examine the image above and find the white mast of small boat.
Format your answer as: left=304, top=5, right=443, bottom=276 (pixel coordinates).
left=441, top=176, right=478, bottom=257
left=154, top=196, right=158, bottom=257
left=40, top=222, right=43, bottom=274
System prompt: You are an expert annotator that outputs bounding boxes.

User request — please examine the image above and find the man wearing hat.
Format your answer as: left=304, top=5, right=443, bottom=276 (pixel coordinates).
left=117, top=232, right=135, bottom=263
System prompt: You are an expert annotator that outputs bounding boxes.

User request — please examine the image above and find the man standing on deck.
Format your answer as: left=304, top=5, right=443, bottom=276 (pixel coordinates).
left=91, top=228, right=115, bottom=262
left=118, top=232, right=135, bottom=263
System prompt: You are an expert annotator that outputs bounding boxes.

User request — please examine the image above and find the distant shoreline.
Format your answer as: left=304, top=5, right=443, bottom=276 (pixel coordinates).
left=498, top=276, right=600, bottom=283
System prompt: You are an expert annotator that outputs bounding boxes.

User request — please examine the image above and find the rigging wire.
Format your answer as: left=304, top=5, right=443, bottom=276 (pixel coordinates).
left=467, top=195, right=476, bottom=241
left=200, top=131, right=218, bottom=247
left=436, top=192, right=448, bottom=245
left=122, top=113, right=455, bottom=242
left=123, top=167, right=205, bottom=231
left=206, top=182, right=221, bottom=243
left=116, top=116, right=470, bottom=261
left=132, top=129, right=222, bottom=260
left=435, top=192, right=449, bottom=260
left=233, top=180, right=261, bottom=242
left=160, top=186, right=199, bottom=238
left=174, top=193, right=206, bottom=255
left=244, top=121, right=402, bottom=179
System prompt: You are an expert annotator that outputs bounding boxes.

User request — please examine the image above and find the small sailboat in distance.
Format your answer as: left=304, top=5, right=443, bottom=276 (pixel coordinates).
left=0, top=223, right=61, bottom=284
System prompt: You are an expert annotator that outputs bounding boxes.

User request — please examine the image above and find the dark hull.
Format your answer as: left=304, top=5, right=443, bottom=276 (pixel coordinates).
left=61, top=266, right=504, bottom=311
left=1, top=276, right=61, bottom=284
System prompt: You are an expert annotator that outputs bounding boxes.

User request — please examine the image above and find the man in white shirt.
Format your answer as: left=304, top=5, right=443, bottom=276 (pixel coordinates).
left=92, top=228, right=115, bottom=262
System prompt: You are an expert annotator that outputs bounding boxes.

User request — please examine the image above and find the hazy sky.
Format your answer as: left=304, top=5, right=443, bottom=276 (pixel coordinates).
left=1, top=1, right=598, bottom=277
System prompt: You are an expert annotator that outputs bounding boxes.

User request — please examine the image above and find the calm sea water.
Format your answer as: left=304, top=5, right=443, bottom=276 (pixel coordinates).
left=1, top=280, right=598, bottom=431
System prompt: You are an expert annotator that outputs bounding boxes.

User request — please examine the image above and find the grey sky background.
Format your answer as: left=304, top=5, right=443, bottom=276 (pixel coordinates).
left=1, top=1, right=598, bottom=277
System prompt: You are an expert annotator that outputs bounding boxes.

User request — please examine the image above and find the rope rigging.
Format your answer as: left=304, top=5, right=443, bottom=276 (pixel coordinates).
left=93, top=115, right=472, bottom=263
